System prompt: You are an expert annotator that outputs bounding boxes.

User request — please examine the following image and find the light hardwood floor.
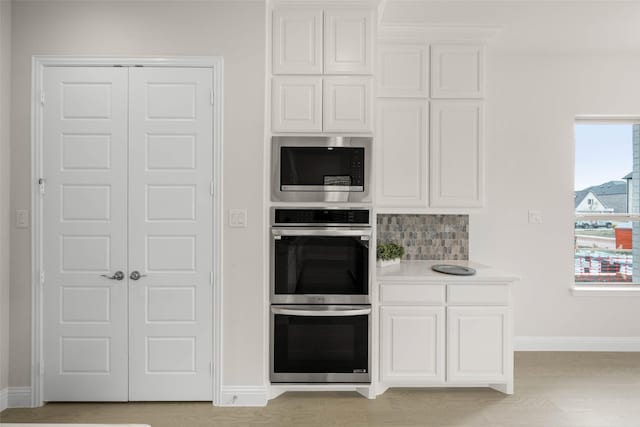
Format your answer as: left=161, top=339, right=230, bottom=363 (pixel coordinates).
left=2, top=352, right=640, bottom=427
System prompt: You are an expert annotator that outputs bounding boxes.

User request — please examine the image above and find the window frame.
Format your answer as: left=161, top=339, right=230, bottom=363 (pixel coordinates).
left=573, top=118, right=640, bottom=294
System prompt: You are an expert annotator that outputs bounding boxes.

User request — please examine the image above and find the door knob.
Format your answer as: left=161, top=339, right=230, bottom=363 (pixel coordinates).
left=129, top=270, right=147, bottom=281
left=101, top=271, right=125, bottom=280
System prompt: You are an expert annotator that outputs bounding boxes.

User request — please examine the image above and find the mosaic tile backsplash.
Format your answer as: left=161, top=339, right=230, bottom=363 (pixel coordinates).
left=377, top=214, right=469, bottom=260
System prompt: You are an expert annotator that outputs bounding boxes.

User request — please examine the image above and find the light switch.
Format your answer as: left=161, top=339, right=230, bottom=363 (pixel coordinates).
left=16, top=209, right=29, bottom=229
left=229, top=209, right=247, bottom=228
left=528, top=210, right=543, bottom=224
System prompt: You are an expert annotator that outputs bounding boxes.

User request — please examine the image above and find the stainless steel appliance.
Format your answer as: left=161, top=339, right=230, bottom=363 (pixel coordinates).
left=271, top=208, right=371, bottom=304
left=270, top=208, right=372, bottom=383
left=271, top=305, right=371, bottom=383
left=271, top=136, right=372, bottom=203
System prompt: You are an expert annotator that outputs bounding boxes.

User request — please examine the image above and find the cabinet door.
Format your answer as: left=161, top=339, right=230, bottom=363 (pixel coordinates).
left=376, top=99, right=428, bottom=207
left=272, top=76, right=322, bottom=132
left=447, top=306, right=508, bottom=383
left=431, top=44, right=484, bottom=99
left=378, top=44, right=428, bottom=98
left=324, top=9, right=373, bottom=75
left=272, top=9, right=323, bottom=75
left=430, top=100, right=484, bottom=208
left=323, top=76, right=372, bottom=132
left=380, top=306, right=445, bottom=385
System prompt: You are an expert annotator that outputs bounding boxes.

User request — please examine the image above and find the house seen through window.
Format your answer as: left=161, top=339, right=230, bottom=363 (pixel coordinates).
left=574, top=123, right=640, bottom=284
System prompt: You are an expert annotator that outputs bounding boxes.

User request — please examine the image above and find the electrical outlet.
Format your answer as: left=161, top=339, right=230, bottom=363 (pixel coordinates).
left=528, top=210, right=543, bottom=224
left=229, top=209, right=247, bottom=228
left=16, top=209, right=29, bottom=229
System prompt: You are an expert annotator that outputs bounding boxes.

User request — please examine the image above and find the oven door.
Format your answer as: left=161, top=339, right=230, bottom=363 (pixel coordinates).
left=271, top=228, right=371, bottom=304
left=270, top=305, right=371, bottom=383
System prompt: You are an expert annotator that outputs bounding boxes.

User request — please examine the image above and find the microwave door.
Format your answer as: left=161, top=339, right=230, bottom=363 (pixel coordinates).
left=280, top=147, right=363, bottom=192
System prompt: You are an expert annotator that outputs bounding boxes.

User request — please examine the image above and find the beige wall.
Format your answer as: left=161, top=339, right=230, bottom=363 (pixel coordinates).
left=383, top=1, right=640, bottom=338
left=9, top=0, right=266, bottom=387
left=10, top=0, right=640, bottom=398
left=1, top=0, right=12, bottom=394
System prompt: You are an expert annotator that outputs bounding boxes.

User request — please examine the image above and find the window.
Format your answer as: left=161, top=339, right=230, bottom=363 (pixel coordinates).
left=574, top=122, right=640, bottom=286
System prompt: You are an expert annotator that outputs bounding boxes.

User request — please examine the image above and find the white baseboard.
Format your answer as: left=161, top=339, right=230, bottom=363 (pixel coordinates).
left=218, top=386, right=268, bottom=407
left=515, top=336, right=640, bottom=351
left=0, top=387, right=8, bottom=412
left=7, top=386, right=32, bottom=408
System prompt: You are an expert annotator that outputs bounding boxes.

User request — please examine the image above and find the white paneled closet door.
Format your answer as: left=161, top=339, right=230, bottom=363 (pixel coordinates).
left=42, top=66, right=213, bottom=402
left=42, top=67, right=129, bottom=401
left=128, top=67, right=213, bottom=401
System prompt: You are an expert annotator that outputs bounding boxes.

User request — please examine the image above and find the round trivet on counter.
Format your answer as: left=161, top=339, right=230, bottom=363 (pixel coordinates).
left=431, top=264, right=477, bottom=276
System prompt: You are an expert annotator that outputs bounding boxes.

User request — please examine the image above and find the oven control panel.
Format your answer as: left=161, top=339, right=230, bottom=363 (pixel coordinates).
left=273, top=208, right=370, bottom=226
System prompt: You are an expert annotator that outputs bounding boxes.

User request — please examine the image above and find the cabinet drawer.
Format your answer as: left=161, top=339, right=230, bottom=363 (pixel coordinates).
left=380, top=283, right=445, bottom=305
left=447, top=285, right=509, bottom=305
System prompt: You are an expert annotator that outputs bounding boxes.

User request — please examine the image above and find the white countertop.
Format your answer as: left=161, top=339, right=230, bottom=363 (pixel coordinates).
left=376, top=260, right=519, bottom=283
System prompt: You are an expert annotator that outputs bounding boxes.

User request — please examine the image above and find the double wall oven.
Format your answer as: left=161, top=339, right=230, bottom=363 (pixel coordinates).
left=270, top=208, right=372, bottom=383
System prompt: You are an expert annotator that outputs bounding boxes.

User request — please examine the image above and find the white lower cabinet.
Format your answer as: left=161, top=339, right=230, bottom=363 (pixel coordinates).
left=379, top=282, right=513, bottom=394
left=447, top=306, right=508, bottom=384
left=380, top=306, right=445, bottom=385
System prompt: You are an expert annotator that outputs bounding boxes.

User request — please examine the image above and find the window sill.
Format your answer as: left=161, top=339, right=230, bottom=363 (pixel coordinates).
left=571, top=285, right=640, bottom=297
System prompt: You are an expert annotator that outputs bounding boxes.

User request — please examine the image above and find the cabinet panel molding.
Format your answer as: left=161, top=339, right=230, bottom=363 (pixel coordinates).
left=272, top=76, right=323, bottom=132
left=324, top=8, right=374, bottom=75
left=447, top=285, right=510, bottom=306
left=323, top=76, right=372, bottom=132
left=430, top=100, right=484, bottom=208
left=431, top=44, right=484, bottom=98
left=376, top=99, right=428, bottom=207
left=447, top=306, right=508, bottom=383
left=380, top=306, right=445, bottom=385
left=378, top=44, right=428, bottom=98
left=380, top=283, right=444, bottom=305
left=273, top=9, right=323, bottom=75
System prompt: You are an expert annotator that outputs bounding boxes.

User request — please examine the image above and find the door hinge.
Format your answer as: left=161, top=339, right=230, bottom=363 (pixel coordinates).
left=38, top=178, right=46, bottom=195
left=210, top=89, right=214, bottom=105
left=40, top=363, right=45, bottom=376
left=209, top=361, right=212, bottom=376
left=40, top=91, right=45, bottom=105
left=210, top=180, right=214, bottom=197
left=40, top=271, right=45, bottom=285
left=210, top=272, right=213, bottom=287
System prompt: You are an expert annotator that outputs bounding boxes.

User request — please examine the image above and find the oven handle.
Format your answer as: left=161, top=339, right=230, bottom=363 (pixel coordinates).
left=272, top=228, right=372, bottom=238
left=271, top=307, right=372, bottom=317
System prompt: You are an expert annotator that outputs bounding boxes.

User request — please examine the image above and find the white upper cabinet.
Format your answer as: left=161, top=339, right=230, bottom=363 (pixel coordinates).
left=430, top=100, right=484, bottom=208
left=375, top=40, right=487, bottom=210
left=272, top=76, right=323, bottom=132
left=272, top=76, right=372, bottom=133
left=324, top=9, right=374, bottom=75
left=431, top=44, right=484, bottom=99
left=323, top=76, right=373, bottom=132
left=377, top=44, right=429, bottom=98
left=272, top=7, right=373, bottom=75
left=272, top=9, right=323, bottom=75
left=376, top=99, right=428, bottom=207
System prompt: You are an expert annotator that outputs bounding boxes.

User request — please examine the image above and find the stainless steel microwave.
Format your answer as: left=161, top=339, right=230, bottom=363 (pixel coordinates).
left=271, top=136, right=372, bottom=203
